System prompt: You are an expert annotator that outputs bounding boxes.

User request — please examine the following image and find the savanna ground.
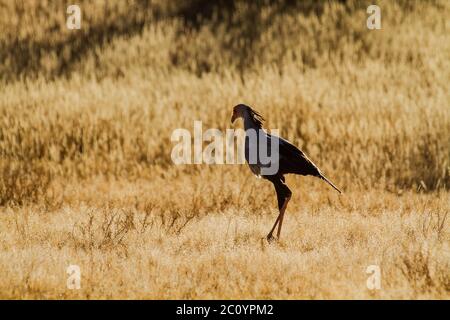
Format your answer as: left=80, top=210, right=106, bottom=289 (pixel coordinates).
left=0, top=0, right=449, bottom=299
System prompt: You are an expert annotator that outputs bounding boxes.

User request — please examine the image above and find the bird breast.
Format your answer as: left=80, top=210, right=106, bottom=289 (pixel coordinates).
left=244, top=132, right=263, bottom=177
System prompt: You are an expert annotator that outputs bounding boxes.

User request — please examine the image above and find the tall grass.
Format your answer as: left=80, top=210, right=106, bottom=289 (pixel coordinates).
left=1, top=0, right=449, bottom=206
left=0, top=1, right=449, bottom=299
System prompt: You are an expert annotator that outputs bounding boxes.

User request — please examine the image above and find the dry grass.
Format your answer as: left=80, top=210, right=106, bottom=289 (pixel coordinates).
left=0, top=175, right=448, bottom=299
left=0, top=0, right=449, bottom=299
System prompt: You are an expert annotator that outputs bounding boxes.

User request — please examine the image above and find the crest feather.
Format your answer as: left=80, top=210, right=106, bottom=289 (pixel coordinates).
left=247, top=107, right=264, bottom=128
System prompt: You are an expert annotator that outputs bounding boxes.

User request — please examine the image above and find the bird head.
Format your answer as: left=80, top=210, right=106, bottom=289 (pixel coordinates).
left=231, top=104, right=249, bottom=124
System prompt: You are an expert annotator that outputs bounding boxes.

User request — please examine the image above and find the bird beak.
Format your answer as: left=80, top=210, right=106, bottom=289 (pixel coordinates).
left=231, top=112, right=237, bottom=124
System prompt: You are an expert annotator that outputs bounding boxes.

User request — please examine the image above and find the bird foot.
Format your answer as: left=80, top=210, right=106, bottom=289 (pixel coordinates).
left=266, top=234, right=277, bottom=243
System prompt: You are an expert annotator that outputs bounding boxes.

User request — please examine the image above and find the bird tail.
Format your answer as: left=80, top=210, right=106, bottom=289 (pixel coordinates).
left=320, top=174, right=342, bottom=194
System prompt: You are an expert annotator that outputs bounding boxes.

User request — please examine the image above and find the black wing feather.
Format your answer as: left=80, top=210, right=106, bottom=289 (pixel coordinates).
left=270, top=134, right=321, bottom=176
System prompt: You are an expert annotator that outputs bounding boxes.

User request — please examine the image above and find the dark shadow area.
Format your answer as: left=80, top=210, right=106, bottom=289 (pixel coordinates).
left=0, top=0, right=429, bottom=81
left=168, top=0, right=353, bottom=75
left=0, top=1, right=153, bottom=81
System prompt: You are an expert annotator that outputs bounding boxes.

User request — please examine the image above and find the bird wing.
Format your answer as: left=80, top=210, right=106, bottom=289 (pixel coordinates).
left=257, top=131, right=342, bottom=193
left=268, top=133, right=321, bottom=177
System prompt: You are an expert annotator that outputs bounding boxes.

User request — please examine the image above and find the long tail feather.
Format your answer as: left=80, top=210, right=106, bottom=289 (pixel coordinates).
left=320, top=174, right=342, bottom=194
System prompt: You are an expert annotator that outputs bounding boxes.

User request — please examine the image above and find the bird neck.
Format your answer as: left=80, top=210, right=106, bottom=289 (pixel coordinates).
left=243, top=112, right=260, bottom=132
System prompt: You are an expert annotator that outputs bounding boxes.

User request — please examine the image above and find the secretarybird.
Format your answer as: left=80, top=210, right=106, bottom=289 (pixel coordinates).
left=231, top=104, right=341, bottom=242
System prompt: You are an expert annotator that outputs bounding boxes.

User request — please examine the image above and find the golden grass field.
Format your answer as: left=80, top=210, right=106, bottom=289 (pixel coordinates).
left=0, top=0, right=449, bottom=299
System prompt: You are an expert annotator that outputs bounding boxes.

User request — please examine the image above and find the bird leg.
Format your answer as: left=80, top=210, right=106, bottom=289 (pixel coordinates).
left=276, top=195, right=291, bottom=239
left=266, top=195, right=290, bottom=242
left=267, top=177, right=292, bottom=242
left=266, top=214, right=281, bottom=242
